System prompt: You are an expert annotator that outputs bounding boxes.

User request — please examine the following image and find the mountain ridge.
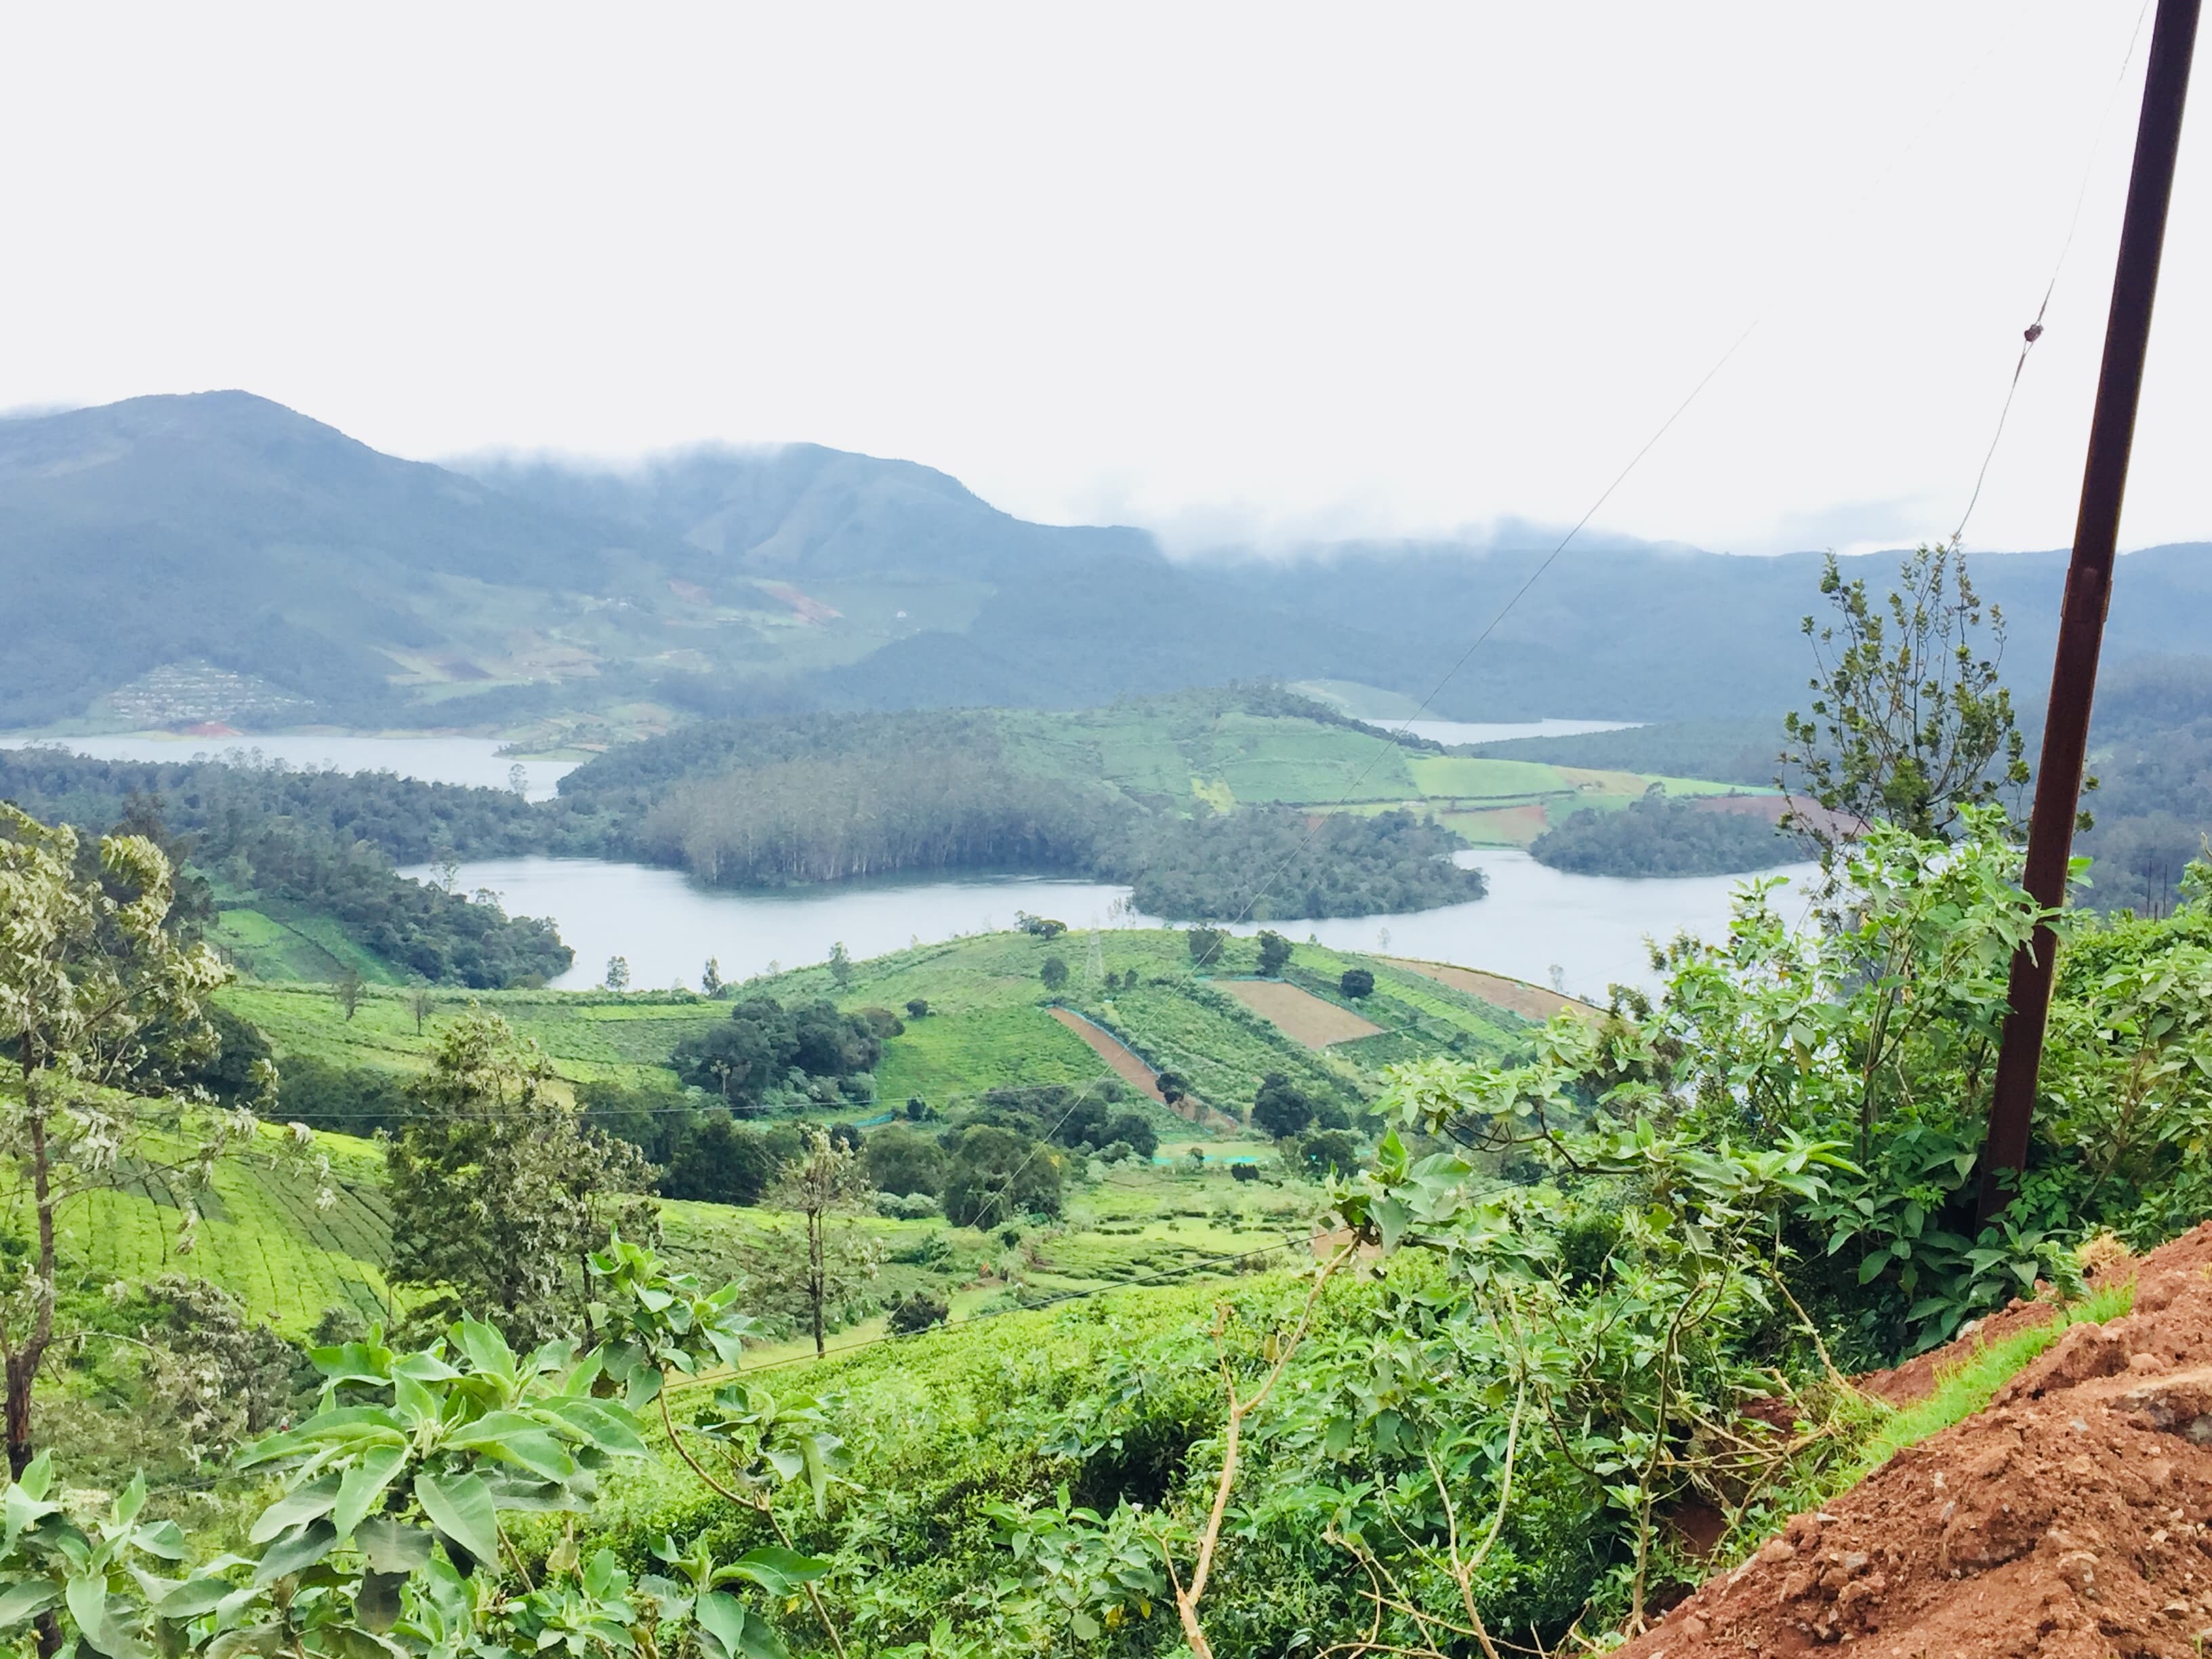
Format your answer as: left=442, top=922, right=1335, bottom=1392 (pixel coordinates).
left=5, top=390, right=2207, bottom=734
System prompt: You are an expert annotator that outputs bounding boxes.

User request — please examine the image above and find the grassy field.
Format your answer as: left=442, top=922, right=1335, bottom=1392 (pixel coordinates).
left=214, top=925, right=1537, bottom=1124
left=28, top=1116, right=1329, bottom=1356
left=1, top=923, right=1556, bottom=1397
left=993, top=697, right=1765, bottom=848
left=41, top=1126, right=401, bottom=1335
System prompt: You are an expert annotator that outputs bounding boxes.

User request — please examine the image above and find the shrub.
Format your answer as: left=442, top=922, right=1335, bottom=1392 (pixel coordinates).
left=864, top=1124, right=947, bottom=1197
left=888, top=1290, right=951, bottom=1334
left=1252, top=1072, right=1316, bottom=1140
left=1340, top=968, right=1376, bottom=998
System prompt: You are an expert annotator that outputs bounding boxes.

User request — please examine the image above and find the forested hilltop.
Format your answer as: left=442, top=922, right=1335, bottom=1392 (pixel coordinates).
left=0, top=747, right=566, bottom=986
left=1476, top=653, right=2212, bottom=907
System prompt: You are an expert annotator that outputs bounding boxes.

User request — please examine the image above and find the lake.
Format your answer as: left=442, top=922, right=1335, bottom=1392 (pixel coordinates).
left=1, top=718, right=1630, bottom=798
left=0, top=733, right=581, bottom=802
left=15, top=728, right=1808, bottom=999
left=405, top=849, right=1818, bottom=1002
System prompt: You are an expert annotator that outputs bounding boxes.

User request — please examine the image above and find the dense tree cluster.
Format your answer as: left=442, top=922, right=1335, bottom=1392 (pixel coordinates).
left=939, top=1124, right=1065, bottom=1227
left=1117, top=806, right=1482, bottom=921
left=638, top=744, right=1117, bottom=886
left=0, top=751, right=571, bottom=985
left=667, top=996, right=883, bottom=1114
left=1529, top=788, right=1805, bottom=878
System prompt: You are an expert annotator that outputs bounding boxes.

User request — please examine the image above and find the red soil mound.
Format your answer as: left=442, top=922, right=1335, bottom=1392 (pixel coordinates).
left=1620, top=1222, right=2212, bottom=1658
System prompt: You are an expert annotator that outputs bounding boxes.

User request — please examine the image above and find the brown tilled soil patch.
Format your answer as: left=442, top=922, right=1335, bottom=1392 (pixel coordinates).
left=1380, top=957, right=1599, bottom=1023
left=1618, top=1224, right=2212, bottom=1659
left=1046, top=1008, right=1244, bottom=1132
left=1217, top=979, right=1382, bottom=1048
left=1046, top=1008, right=1163, bottom=1102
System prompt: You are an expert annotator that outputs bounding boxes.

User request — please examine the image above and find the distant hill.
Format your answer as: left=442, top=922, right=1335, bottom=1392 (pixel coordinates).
left=6, top=390, right=2209, bottom=734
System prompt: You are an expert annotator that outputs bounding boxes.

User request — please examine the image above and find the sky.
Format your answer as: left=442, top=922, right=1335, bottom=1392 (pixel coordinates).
left=2, top=3, right=2205, bottom=557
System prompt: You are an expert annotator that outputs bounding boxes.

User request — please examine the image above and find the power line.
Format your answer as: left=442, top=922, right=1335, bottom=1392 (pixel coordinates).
left=1187, top=323, right=1757, bottom=966
left=1952, top=0, right=2157, bottom=548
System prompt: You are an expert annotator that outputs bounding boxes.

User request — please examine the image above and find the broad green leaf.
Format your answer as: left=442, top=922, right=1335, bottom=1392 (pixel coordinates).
left=131, top=1519, right=187, bottom=1562
left=721, top=1547, right=830, bottom=1595
left=254, top=1520, right=340, bottom=1586
left=332, top=1447, right=409, bottom=1542
left=16, top=1454, right=52, bottom=1504
left=67, top=1572, right=148, bottom=1659
left=413, top=1471, right=500, bottom=1572
left=549, top=1399, right=649, bottom=1458
left=452, top=1319, right=516, bottom=1382
left=464, top=1430, right=575, bottom=1483
left=250, top=1475, right=343, bottom=1545
left=150, top=1572, right=239, bottom=1620
left=353, top=1517, right=434, bottom=1576
left=695, top=1591, right=788, bottom=1659
left=354, top=1570, right=409, bottom=1634
left=0, top=1578, right=60, bottom=1626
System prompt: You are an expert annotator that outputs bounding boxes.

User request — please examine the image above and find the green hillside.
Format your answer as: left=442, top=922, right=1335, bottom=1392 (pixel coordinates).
left=13, top=923, right=1547, bottom=1352
left=224, top=925, right=1534, bottom=1124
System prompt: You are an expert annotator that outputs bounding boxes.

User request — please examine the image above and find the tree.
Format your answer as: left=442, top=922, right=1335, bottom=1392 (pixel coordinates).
left=1187, top=926, right=1228, bottom=968
left=384, top=1009, right=658, bottom=1347
left=1781, top=543, right=2032, bottom=861
left=701, top=956, right=724, bottom=996
left=1340, top=968, right=1376, bottom=1000
left=1256, top=930, right=1293, bottom=977
left=1105, top=1111, right=1159, bottom=1160
left=604, top=954, right=632, bottom=992
left=1156, top=1070, right=1189, bottom=1108
left=1298, top=1128, right=1361, bottom=1178
left=0, top=805, right=237, bottom=1472
left=864, top=1124, right=947, bottom=1197
left=768, top=1128, right=876, bottom=1357
left=941, top=1125, right=1063, bottom=1228
left=670, top=997, right=880, bottom=1115
left=410, top=988, right=434, bottom=1035
left=829, top=941, right=853, bottom=989
left=888, top=1290, right=949, bottom=1334
left=659, top=1116, right=777, bottom=1206
left=334, top=964, right=365, bottom=1021
left=1040, top=955, right=1069, bottom=994
left=905, top=997, right=930, bottom=1019
left=1251, top=1072, right=1316, bottom=1140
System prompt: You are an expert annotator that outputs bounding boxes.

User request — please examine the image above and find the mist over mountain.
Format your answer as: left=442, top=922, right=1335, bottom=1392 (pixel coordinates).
left=4, top=390, right=2207, bottom=735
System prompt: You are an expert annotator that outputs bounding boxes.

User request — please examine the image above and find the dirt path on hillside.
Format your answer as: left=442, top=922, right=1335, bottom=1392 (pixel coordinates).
left=1381, top=957, right=1600, bottom=1023
left=1046, top=1008, right=1241, bottom=1131
left=1620, top=1224, right=2212, bottom=1658
left=1048, top=1008, right=1164, bottom=1101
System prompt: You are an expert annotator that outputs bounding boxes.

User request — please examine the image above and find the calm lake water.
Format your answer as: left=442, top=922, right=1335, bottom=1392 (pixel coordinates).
left=407, top=849, right=1818, bottom=1002
left=14, top=729, right=1804, bottom=999
left=0, top=734, right=580, bottom=802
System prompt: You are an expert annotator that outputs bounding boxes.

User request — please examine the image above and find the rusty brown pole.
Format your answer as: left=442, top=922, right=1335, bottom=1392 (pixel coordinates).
left=1979, top=0, right=2203, bottom=1224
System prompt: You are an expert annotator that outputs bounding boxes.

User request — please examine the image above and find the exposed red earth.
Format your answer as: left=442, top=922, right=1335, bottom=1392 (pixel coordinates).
left=1619, top=1223, right=2212, bottom=1658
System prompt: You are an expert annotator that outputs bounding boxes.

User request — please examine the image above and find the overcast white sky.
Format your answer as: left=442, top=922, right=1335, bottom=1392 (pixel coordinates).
left=2, top=3, right=2204, bottom=556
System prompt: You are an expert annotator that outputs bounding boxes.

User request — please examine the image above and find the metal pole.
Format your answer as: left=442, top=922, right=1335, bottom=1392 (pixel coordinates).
left=1979, top=0, right=2203, bottom=1223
